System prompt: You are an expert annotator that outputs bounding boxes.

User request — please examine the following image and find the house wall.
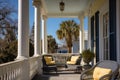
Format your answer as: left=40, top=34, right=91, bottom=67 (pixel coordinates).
left=89, top=0, right=110, bottom=62
left=89, top=0, right=120, bottom=64
left=99, top=0, right=109, bottom=61
left=90, top=0, right=108, bottom=16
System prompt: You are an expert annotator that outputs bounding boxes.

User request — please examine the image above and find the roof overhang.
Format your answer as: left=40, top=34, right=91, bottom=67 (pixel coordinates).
left=41, top=0, right=94, bottom=18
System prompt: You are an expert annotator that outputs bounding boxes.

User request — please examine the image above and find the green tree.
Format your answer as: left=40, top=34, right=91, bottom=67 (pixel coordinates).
left=47, top=35, right=58, bottom=53
left=29, top=23, right=34, bottom=57
left=0, top=40, right=17, bottom=63
left=30, top=23, right=34, bottom=44
left=0, top=0, right=18, bottom=63
left=56, top=20, right=79, bottom=53
left=0, top=0, right=17, bottom=42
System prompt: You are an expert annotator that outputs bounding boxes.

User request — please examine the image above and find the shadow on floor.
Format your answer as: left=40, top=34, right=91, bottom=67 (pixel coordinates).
left=32, top=71, right=81, bottom=80
left=32, top=73, right=59, bottom=80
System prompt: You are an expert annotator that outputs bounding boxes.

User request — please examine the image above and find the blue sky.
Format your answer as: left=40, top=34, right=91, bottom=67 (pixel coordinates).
left=9, top=0, right=88, bottom=44
left=47, top=18, right=80, bottom=43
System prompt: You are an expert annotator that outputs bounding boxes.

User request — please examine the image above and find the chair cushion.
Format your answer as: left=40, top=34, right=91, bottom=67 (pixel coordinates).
left=71, top=56, right=79, bottom=62
left=44, top=56, right=55, bottom=65
left=50, top=61, right=55, bottom=64
left=93, top=67, right=112, bottom=80
left=67, top=61, right=76, bottom=65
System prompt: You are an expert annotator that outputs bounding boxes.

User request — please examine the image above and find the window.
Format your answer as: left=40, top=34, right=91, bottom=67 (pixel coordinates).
left=103, top=12, right=109, bottom=60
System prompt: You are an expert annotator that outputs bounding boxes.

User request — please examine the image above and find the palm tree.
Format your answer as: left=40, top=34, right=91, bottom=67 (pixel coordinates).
left=47, top=35, right=58, bottom=53
left=56, top=20, right=79, bottom=53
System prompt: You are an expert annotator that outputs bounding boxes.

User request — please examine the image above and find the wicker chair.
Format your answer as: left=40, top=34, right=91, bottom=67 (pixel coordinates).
left=66, top=54, right=82, bottom=65
left=80, top=60, right=119, bottom=80
left=66, top=54, right=82, bottom=72
left=42, top=55, right=57, bottom=73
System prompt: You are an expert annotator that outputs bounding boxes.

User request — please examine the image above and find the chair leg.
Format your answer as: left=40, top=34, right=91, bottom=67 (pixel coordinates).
left=55, top=67, right=57, bottom=73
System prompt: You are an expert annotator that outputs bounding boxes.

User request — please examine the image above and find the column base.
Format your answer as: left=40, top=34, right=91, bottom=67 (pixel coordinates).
left=33, top=54, right=40, bottom=57
left=15, top=56, right=28, bottom=60
left=42, top=52, right=47, bottom=55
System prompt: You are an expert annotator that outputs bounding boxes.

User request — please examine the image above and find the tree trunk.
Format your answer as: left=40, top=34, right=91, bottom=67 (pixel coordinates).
left=68, top=47, right=72, bottom=53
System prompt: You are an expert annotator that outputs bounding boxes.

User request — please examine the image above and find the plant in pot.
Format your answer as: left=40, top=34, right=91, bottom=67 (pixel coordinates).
left=82, top=49, right=94, bottom=69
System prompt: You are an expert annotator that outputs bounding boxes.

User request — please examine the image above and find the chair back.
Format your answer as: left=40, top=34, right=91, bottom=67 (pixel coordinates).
left=95, top=60, right=119, bottom=79
left=42, top=55, right=54, bottom=66
left=96, top=60, right=119, bottom=73
left=75, top=54, right=82, bottom=65
left=80, top=60, right=119, bottom=80
left=67, top=54, right=82, bottom=65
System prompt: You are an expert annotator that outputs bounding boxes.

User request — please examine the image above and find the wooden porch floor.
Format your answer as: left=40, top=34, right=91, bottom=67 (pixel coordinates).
left=32, top=71, right=81, bottom=80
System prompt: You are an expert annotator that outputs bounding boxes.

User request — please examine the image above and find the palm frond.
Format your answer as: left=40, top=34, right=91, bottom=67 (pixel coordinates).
left=56, top=30, right=64, bottom=40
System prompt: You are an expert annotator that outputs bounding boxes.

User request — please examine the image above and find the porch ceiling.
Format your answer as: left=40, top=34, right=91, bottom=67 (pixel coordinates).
left=41, top=0, right=93, bottom=17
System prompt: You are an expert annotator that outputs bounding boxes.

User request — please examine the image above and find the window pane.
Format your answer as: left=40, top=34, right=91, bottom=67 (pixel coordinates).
left=103, top=12, right=109, bottom=60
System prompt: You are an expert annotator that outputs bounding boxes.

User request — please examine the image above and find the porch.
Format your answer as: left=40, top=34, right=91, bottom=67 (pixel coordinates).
left=0, top=0, right=120, bottom=80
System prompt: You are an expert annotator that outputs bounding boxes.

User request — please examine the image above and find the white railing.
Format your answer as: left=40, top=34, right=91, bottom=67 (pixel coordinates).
left=0, top=60, right=23, bottom=80
left=29, top=57, right=38, bottom=79
left=29, top=56, right=42, bottom=79
left=0, top=53, right=81, bottom=80
left=0, top=56, right=42, bottom=80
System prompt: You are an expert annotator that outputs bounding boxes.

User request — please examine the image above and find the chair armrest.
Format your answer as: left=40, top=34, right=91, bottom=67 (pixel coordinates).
left=100, top=70, right=119, bottom=80
left=66, top=56, right=71, bottom=61
left=99, top=73, right=112, bottom=80
left=80, top=68, right=94, bottom=80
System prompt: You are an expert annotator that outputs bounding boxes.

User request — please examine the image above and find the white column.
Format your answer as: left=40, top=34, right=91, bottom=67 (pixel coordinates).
left=17, top=0, right=29, bottom=80
left=79, top=16, right=84, bottom=53
left=33, top=0, right=41, bottom=56
left=88, top=16, right=91, bottom=49
left=42, top=15, right=47, bottom=54
left=79, top=20, right=82, bottom=53
left=17, top=0, right=29, bottom=59
left=81, top=17, right=85, bottom=51
left=42, top=17, right=44, bottom=54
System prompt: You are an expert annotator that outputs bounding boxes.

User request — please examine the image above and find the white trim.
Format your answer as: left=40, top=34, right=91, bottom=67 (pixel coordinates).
left=99, top=0, right=109, bottom=61
left=48, top=13, right=78, bottom=18
left=116, top=0, right=120, bottom=64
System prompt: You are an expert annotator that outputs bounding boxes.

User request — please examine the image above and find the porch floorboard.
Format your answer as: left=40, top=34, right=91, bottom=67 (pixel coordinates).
left=32, top=71, right=81, bottom=80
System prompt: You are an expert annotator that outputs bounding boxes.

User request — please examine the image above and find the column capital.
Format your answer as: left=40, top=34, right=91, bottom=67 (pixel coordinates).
left=78, top=15, right=84, bottom=20
left=43, top=15, right=47, bottom=20
left=78, top=12, right=85, bottom=19
left=32, top=0, right=41, bottom=7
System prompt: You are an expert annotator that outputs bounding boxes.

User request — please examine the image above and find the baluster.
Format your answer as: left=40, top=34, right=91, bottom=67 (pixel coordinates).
left=0, top=76, right=1, bottom=80
left=7, top=65, right=9, bottom=80
left=1, top=76, right=3, bottom=80
left=3, top=75, right=5, bottom=80
left=15, top=68, right=17, bottom=79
